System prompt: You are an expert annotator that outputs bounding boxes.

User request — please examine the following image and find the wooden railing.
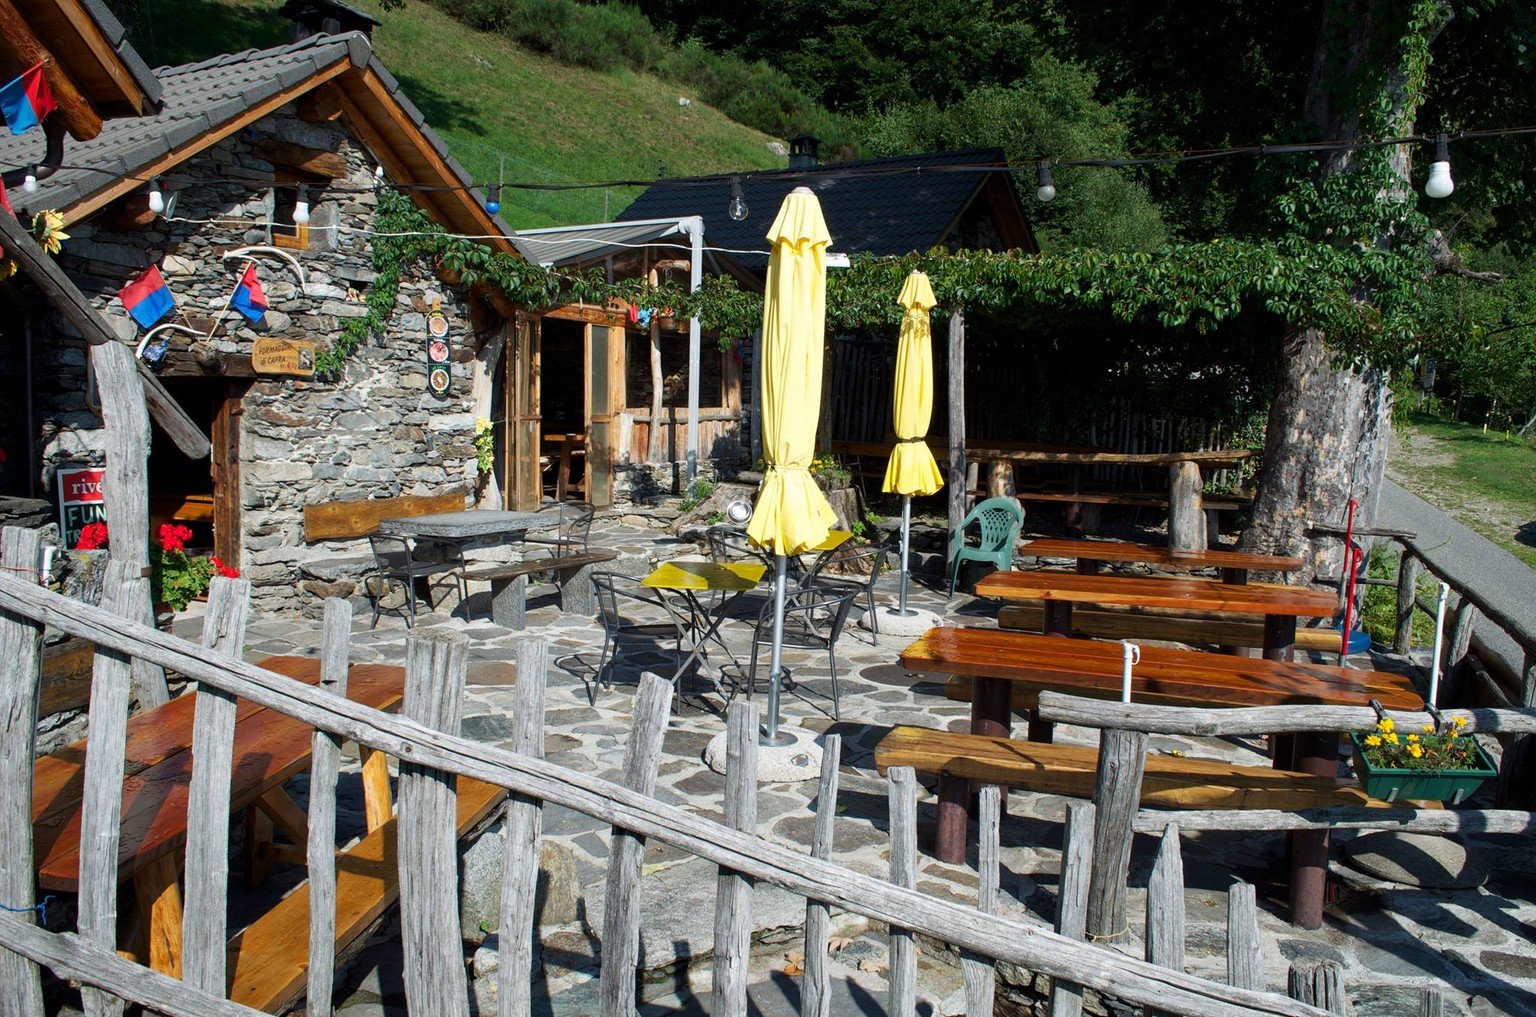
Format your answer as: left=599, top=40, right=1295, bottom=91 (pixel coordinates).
left=0, top=526, right=1345, bottom=1017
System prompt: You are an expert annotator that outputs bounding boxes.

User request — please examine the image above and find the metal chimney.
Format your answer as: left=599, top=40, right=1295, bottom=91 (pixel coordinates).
left=787, top=135, right=821, bottom=170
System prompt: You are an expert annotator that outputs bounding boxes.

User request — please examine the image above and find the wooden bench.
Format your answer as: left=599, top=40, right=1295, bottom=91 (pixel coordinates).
left=996, top=604, right=1344, bottom=653
left=1015, top=489, right=1252, bottom=512
left=873, top=725, right=1418, bottom=811
left=303, top=491, right=468, bottom=542
left=462, top=548, right=618, bottom=628
left=226, top=775, right=507, bottom=1012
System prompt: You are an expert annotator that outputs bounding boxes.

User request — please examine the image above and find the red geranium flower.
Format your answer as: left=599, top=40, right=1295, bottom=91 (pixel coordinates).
left=75, top=521, right=109, bottom=551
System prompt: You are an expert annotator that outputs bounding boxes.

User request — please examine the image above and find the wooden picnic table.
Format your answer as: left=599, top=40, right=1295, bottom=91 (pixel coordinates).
left=974, top=569, right=1336, bottom=660
left=1019, top=537, right=1303, bottom=584
left=31, top=655, right=405, bottom=976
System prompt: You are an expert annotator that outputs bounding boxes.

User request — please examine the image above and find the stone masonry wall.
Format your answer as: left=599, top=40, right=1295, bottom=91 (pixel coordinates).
left=37, top=101, right=486, bottom=615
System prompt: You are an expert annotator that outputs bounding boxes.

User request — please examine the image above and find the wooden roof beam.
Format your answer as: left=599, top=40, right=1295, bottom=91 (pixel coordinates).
left=0, top=0, right=102, bottom=141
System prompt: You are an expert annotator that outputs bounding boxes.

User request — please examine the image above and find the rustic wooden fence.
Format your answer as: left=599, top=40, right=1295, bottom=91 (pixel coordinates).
left=0, top=529, right=1346, bottom=1017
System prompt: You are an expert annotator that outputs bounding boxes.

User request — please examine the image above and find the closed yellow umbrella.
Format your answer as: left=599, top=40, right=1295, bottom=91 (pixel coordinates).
left=883, top=270, right=943, bottom=496
left=882, top=269, right=943, bottom=617
left=748, top=187, right=837, bottom=556
left=747, top=187, right=836, bottom=744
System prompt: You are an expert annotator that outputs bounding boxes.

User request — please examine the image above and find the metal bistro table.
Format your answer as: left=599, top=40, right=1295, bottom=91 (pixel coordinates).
left=643, top=560, right=767, bottom=700
left=376, top=509, right=546, bottom=545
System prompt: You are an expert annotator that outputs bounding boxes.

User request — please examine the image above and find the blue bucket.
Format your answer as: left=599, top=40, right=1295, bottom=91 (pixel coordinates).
left=1335, top=625, right=1371, bottom=655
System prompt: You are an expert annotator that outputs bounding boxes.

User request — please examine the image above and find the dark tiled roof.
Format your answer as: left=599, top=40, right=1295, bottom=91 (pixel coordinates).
left=0, top=33, right=367, bottom=213
left=616, top=148, right=1022, bottom=269
left=76, top=0, right=164, bottom=111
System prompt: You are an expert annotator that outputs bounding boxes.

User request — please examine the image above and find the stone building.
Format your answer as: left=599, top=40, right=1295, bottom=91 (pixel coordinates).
left=0, top=30, right=528, bottom=614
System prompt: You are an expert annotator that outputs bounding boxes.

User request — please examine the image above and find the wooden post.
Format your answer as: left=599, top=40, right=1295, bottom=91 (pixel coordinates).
left=498, top=638, right=549, bottom=1017
left=305, top=599, right=352, bottom=1017
left=598, top=673, right=672, bottom=1017
left=802, top=734, right=841, bottom=1017
left=1049, top=799, right=1095, bottom=1017
left=947, top=309, right=967, bottom=566
left=1287, top=958, right=1346, bottom=1014
left=1498, top=650, right=1536, bottom=809
left=1287, top=730, right=1336, bottom=931
left=1087, top=728, right=1147, bottom=940
left=1227, top=883, right=1264, bottom=992
left=1393, top=551, right=1421, bottom=654
left=713, top=702, right=759, bottom=1014
left=1419, top=988, right=1446, bottom=1016
left=181, top=576, right=252, bottom=996
left=0, top=527, right=44, bottom=1012
left=1145, top=825, right=1185, bottom=1017
left=1444, top=598, right=1477, bottom=698
left=398, top=629, right=470, bottom=1017
left=1167, top=461, right=1206, bottom=552
left=887, top=766, right=918, bottom=1017
left=79, top=561, right=143, bottom=1017
left=961, top=785, right=1000, bottom=1017
left=987, top=461, right=1014, bottom=500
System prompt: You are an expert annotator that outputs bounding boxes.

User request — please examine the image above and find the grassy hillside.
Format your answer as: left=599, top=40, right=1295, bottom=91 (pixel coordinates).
left=128, top=0, right=785, bottom=227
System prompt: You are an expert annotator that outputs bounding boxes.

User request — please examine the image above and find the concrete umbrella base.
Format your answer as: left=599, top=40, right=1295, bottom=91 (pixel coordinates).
left=704, top=723, right=823, bottom=781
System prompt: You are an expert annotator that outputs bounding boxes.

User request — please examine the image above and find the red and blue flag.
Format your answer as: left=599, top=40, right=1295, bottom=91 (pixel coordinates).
left=229, top=263, right=267, bottom=323
left=0, top=64, right=56, bottom=136
left=118, top=265, right=175, bottom=329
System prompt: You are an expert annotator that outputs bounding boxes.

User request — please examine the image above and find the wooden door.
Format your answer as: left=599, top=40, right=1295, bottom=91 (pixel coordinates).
left=210, top=382, right=247, bottom=567
left=585, top=324, right=617, bottom=507
left=506, top=313, right=542, bottom=510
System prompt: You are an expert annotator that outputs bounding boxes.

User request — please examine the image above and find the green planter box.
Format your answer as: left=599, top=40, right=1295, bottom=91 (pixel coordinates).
left=1349, top=732, right=1498, bottom=803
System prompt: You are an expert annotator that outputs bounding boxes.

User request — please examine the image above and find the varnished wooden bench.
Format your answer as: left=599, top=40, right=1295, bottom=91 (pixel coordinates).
left=873, top=725, right=1419, bottom=811
left=462, top=548, right=618, bottom=628
left=226, top=775, right=507, bottom=1012
left=996, top=604, right=1344, bottom=653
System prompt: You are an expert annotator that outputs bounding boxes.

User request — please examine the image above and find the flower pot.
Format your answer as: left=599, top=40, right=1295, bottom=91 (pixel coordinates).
left=1349, top=732, right=1498, bottom=803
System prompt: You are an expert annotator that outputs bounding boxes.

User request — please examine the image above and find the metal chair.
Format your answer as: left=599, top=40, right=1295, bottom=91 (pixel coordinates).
left=744, top=584, right=859, bottom=720
left=799, top=541, right=891, bottom=644
left=947, top=496, right=1025, bottom=595
left=705, top=525, right=773, bottom=568
left=591, top=571, right=686, bottom=703
left=527, top=500, right=595, bottom=556
left=365, top=534, right=466, bottom=628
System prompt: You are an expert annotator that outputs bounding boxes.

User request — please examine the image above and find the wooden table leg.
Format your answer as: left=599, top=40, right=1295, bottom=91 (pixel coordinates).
left=1219, top=568, right=1251, bottom=654
left=1043, top=601, right=1073, bottom=637
left=1064, top=466, right=1084, bottom=536
left=1263, top=616, right=1296, bottom=662
left=937, top=675, right=1013, bottom=864
left=1075, top=558, right=1101, bottom=576
left=1288, top=732, right=1338, bottom=930
left=132, top=855, right=184, bottom=978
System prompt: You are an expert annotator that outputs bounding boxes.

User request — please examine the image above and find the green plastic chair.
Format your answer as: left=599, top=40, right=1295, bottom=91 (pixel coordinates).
left=947, top=497, right=1025, bottom=595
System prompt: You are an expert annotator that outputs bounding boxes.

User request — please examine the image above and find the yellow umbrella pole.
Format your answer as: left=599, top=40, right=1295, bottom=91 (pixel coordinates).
left=896, top=495, right=914, bottom=615
left=764, top=554, right=790, bottom=745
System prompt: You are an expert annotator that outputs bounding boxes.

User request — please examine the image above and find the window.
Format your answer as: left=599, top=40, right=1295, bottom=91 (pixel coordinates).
left=625, top=329, right=723, bottom=409
left=270, top=185, right=309, bottom=250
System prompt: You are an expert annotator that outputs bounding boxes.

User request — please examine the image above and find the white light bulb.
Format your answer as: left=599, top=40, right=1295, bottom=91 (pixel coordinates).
left=1035, top=161, right=1056, bottom=203
left=22, top=168, right=38, bottom=193
left=292, top=189, right=311, bottom=224
left=727, top=178, right=748, bottom=221
left=1037, top=182, right=1056, bottom=202
left=1424, top=160, right=1454, bottom=199
left=148, top=179, right=165, bottom=214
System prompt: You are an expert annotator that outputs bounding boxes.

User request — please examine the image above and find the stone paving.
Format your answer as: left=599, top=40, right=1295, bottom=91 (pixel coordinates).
left=197, top=510, right=1536, bottom=1017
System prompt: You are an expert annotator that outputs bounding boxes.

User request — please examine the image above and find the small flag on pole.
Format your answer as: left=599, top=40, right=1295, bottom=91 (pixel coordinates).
left=118, top=266, right=176, bottom=329
left=0, top=177, right=11, bottom=215
left=0, top=63, right=56, bottom=136
left=229, top=263, right=267, bottom=323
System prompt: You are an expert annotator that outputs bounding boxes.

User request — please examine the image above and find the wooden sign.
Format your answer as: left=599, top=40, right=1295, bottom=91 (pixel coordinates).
left=252, top=337, right=317, bottom=377
left=426, top=297, right=451, bottom=397
left=57, top=464, right=106, bottom=550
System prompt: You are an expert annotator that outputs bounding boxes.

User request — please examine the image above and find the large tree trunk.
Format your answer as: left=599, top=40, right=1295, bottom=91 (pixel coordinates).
left=1242, top=0, right=1444, bottom=574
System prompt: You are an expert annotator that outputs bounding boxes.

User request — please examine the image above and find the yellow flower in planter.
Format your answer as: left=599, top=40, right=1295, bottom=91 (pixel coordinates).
left=1364, top=735, right=1382, bottom=747
left=1408, top=743, right=1424, bottom=758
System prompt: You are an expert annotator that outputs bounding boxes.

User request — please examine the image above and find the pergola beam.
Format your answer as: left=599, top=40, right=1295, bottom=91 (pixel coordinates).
left=0, top=0, right=103, bottom=141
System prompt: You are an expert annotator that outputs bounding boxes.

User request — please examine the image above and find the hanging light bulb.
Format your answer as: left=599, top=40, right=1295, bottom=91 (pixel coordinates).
left=1036, top=161, right=1056, bottom=203
left=485, top=184, right=501, bottom=215
left=727, top=176, right=748, bottom=221
left=22, top=166, right=38, bottom=193
left=147, top=177, right=165, bottom=214
left=292, top=186, right=311, bottom=224
left=1424, top=134, right=1454, bottom=199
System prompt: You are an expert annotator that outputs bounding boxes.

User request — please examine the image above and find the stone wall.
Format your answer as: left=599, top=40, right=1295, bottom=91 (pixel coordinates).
left=36, top=102, right=489, bottom=615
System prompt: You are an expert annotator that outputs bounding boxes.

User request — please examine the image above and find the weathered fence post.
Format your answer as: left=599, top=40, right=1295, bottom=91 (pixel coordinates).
left=802, top=734, right=841, bottom=1017
left=1497, top=649, right=1536, bottom=810
left=1419, top=987, right=1446, bottom=1016
left=713, top=702, right=760, bottom=1014
left=961, top=785, right=1001, bottom=1017
left=1226, top=883, right=1264, bottom=993
left=0, top=527, right=45, bottom=1013
left=182, top=575, right=252, bottom=997
left=1287, top=958, right=1346, bottom=1014
left=305, top=599, right=352, bottom=1017
left=398, top=629, right=470, bottom=1017
left=887, top=765, right=918, bottom=1017
left=1444, top=597, right=1478, bottom=699
left=79, top=562, right=147, bottom=1017
left=947, top=308, right=967, bottom=552
left=1393, top=551, right=1421, bottom=654
left=598, top=673, right=672, bottom=1017
left=1050, top=799, right=1095, bottom=1017
left=1168, top=462, right=1205, bottom=552
left=498, top=639, right=549, bottom=1017
left=1087, top=727, right=1147, bottom=939
left=1145, top=825, right=1185, bottom=1017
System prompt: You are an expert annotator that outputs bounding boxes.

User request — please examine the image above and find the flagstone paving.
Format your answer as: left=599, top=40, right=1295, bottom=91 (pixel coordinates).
left=205, top=512, right=1536, bottom=1017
